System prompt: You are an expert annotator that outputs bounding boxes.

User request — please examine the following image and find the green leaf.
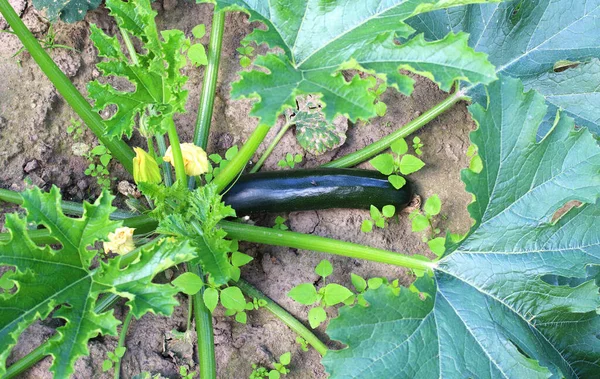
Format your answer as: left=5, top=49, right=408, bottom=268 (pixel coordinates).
left=382, top=205, right=396, bottom=218
left=369, top=154, right=395, bottom=176
left=323, top=77, right=600, bottom=378
left=172, top=272, right=204, bottom=295
left=399, top=155, right=425, bottom=175
left=411, top=213, right=429, bottom=232
left=423, top=195, right=441, bottom=216
left=288, top=283, right=318, bottom=305
left=220, top=286, right=247, bottom=312
left=203, top=288, right=219, bottom=313
left=279, top=352, right=291, bottom=365
left=408, top=0, right=600, bottom=135
left=268, top=370, right=280, bottom=379
left=192, top=24, right=206, bottom=39
left=32, top=0, right=101, bottom=22
left=308, top=307, right=327, bottom=329
left=188, top=44, right=208, bottom=66
left=235, top=311, right=247, bottom=324
left=369, top=205, right=382, bottom=220
left=366, top=278, right=383, bottom=290
left=361, top=219, right=373, bottom=233
left=231, top=251, right=253, bottom=267
left=0, top=187, right=195, bottom=377
left=350, top=273, right=367, bottom=293
left=315, top=260, right=333, bottom=278
left=102, top=359, right=113, bottom=372
left=212, top=0, right=497, bottom=127
left=114, top=346, right=126, bottom=358
left=427, top=237, right=446, bottom=257
left=374, top=102, right=387, bottom=117
left=323, top=284, right=354, bottom=307
left=390, top=138, right=408, bottom=156
left=87, top=0, right=189, bottom=138
left=388, top=175, right=406, bottom=190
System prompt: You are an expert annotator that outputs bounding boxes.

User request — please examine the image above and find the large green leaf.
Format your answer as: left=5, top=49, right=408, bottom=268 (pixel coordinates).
left=32, top=0, right=101, bottom=23
left=0, top=187, right=195, bottom=378
left=323, top=77, right=600, bottom=378
left=407, top=0, right=600, bottom=135
left=206, top=0, right=498, bottom=126
left=88, top=0, right=189, bottom=139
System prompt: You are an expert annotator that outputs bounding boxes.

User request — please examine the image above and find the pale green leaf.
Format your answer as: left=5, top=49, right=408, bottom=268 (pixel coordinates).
left=172, top=272, right=203, bottom=295
left=382, top=205, right=396, bottom=218
left=203, top=288, right=219, bottom=313
left=315, top=260, right=333, bottom=278
left=388, top=175, right=406, bottom=190
left=288, top=283, right=318, bottom=305
left=369, top=154, right=395, bottom=176
left=308, top=307, right=327, bottom=329
left=351, top=274, right=367, bottom=293
left=361, top=220, right=373, bottom=233
left=323, top=284, right=354, bottom=307
left=220, top=286, right=247, bottom=312
left=399, top=155, right=425, bottom=175
left=323, top=77, right=600, bottom=378
left=423, top=195, right=441, bottom=216
left=390, top=138, right=408, bottom=156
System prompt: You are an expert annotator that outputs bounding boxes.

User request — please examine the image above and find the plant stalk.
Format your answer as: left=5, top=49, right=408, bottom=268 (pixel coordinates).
left=186, top=265, right=216, bottom=379
left=250, top=120, right=293, bottom=173
left=155, top=134, right=174, bottom=187
left=165, top=118, right=187, bottom=184
left=0, top=0, right=135, bottom=173
left=213, top=124, right=270, bottom=192
left=322, top=91, right=467, bottom=168
left=236, top=279, right=328, bottom=356
left=113, top=312, right=134, bottom=379
left=220, top=221, right=434, bottom=271
left=119, top=28, right=139, bottom=65
left=188, top=11, right=226, bottom=190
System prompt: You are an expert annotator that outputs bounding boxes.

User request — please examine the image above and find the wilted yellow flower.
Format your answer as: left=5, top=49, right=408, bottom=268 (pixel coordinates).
left=163, top=143, right=209, bottom=176
left=104, top=227, right=136, bottom=255
left=133, top=147, right=161, bottom=184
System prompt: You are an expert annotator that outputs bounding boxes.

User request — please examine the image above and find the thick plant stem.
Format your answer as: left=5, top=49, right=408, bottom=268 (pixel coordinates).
left=322, top=91, right=467, bottom=168
left=165, top=118, right=187, bottom=184
left=119, top=28, right=139, bottom=65
left=250, top=121, right=293, bottom=173
left=213, top=124, right=270, bottom=192
left=0, top=0, right=134, bottom=173
left=113, top=312, right=134, bottom=379
left=188, top=264, right=217, bottom=379
left=220, top=221, right=435, bottom=271
left=236, top=279, right=328, bottom=356
left=155, top=134, right=174, bottom=186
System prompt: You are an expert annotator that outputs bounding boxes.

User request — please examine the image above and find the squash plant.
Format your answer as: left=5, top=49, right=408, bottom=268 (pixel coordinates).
left=0, top=0, right=599, bottom=378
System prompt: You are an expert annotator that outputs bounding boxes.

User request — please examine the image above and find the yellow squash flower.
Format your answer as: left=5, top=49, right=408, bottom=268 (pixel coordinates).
left=163, top=143, right=209, bottom=176
left=133, top=147, right=161, bottom=184
left=103, top=227, right=136, bottom=255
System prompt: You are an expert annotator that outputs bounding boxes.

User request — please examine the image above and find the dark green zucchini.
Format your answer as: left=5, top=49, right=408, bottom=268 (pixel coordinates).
left=223, top=168, right=412, bottom=214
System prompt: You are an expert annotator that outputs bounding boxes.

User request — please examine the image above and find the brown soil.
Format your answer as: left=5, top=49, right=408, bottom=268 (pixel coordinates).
left=0, top=1, right=475, bottom=378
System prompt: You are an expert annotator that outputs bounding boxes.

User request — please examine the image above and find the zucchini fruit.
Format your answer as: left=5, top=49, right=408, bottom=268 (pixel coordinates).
left=223, top=168, right=412, bottom=214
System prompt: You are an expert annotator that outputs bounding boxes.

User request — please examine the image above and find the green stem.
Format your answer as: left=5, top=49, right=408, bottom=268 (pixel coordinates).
left=119, top=28, right=139, bottom=65
left=236, top=279, right=328, bottom=356
left=113, top=312, right=134, bottom=379
left=155, top=134, right=174, bottom=187
left=322, top=91, right=467, bottom=168
left=213, top=124, right=270, bottom=192
left=220, top=220, right=434, bottom=271
left=0, top=0, right=134, bottom=174
left=165, top=118, right=187, bottom=184
left=250, top=120, right=293, bottom=173
left=188, top=264, right=216, bottom=379
left=186, top=295, right=194, bottom=331
left=190, top=10, right=225, bottom=149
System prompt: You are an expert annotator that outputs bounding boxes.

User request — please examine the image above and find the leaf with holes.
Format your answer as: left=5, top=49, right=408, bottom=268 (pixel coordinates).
left=293, top=97, right=347, bottom=155
left=203, top=0, right=498, bottom=126
left=32, top=0, right=101, bottom=22
left=87, top=0, right=189, bottom=139
left=408, top=0, right=600, bottom=135
left=322, top=77, right=600, bottom=378
left=0, top=187, right=195, bottom=378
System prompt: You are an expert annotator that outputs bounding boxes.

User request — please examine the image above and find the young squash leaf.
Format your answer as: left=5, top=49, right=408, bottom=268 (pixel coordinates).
left=0, top=187, right=195, bottom=378
left=322, top=77, right=600, bottom=378
left=88, top=0, right=189, bottom=139
left=203, top=0, right=498, bottom=126
left=407, top=0, right=600, bottom=135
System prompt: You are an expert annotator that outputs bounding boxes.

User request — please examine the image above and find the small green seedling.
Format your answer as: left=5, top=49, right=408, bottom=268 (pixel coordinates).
left=361, top=204, right=396, bottom=233
left=278, top=153, right=303, bottom=169
left=250, top=352, right=291, bottom=379
left=237, top=40, right=255, bottom=68
left=83, top=144, right=114, bottom=189
left=102, top=346, right=126, bottom=372
left=187, top=24, right=208, bottom=66
left=1, top=23, right=78, bottom=65
left=409, top=194, right=446, bottom=258
left=179, top=365, right=196, bottom=379
left=206, top=145, right=239, bottom=182
left=295, top=336, right=309, bottom=352
left=369, top=82, right=388, bottom=117
left=412, top=137, right=424, bottom=155
left=273, top=216, right=289, bottom=230
left=369, top=138, right=425, bottom=189
left=288, top=260, right=354, bottom=328
left=66, top=117, right=84, bottom=142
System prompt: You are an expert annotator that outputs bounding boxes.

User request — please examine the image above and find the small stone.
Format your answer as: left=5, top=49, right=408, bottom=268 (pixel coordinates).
left=117, top=181, right=141, bottom=198
left=23, top=159, right=39, bottom=173
left=77, top=179, right=88, bottom=190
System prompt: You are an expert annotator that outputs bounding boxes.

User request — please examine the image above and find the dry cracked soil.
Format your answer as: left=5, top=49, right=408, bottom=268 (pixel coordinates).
left=1, top=1, right=476, bottom=378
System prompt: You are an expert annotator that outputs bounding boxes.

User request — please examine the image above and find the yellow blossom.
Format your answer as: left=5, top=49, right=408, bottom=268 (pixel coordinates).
left=163, top=143, right=209, bottom=176
left=133, top=147, right=161, bottom=184
left=104, top=227, right=136, bottom=255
